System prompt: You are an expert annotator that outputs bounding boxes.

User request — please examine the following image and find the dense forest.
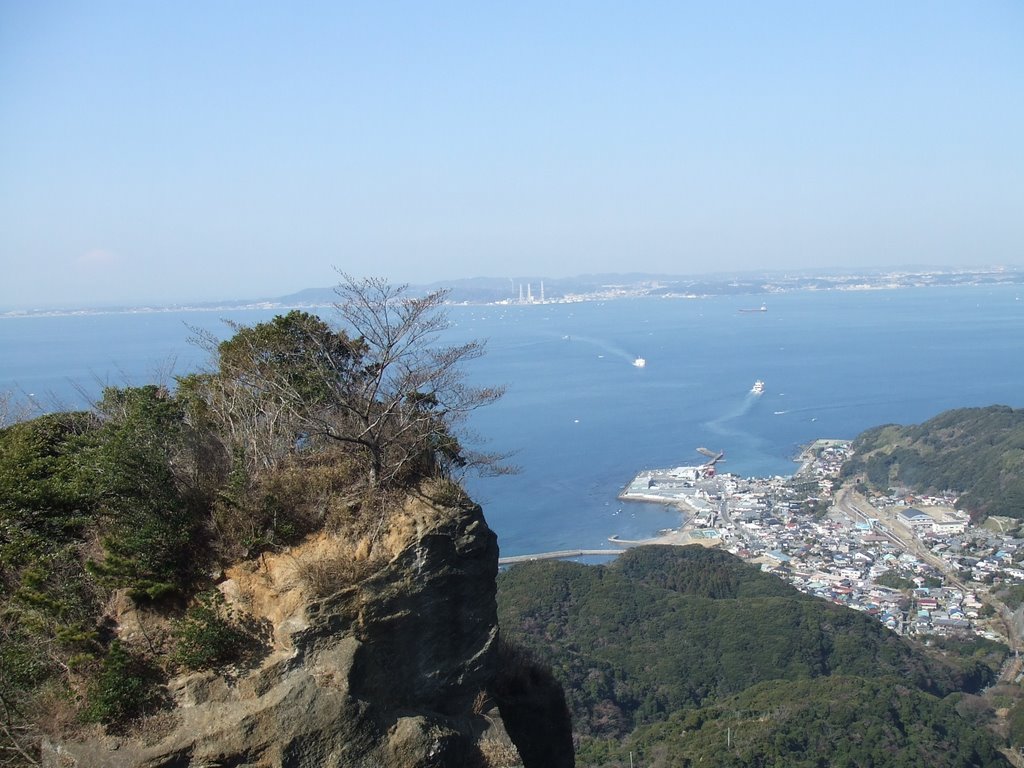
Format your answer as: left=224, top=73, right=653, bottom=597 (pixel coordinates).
left=0, top=280, right=503, bottom=762
left=839, top=405, right=1024, bottom=521
left=620, top=676, right=1005, bottom=768
left=497, top=545, right=1010, bottom=767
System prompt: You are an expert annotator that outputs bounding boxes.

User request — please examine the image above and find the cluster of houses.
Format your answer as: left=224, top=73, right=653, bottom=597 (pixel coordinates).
left=870, top=493, right=1024, bottom=585
left=733, top=511, right=986, bottom=638
left=898, top=518, right=1024, bottom=586
left=724, top=452, right=1022, bottom=641
left=624, top=440, right=1020, bottom=643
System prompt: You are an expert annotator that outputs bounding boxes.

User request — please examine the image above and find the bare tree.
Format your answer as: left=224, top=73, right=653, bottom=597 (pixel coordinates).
left=326, top=273, right=506, bottom=487
left=0, top=391, right=43, bottom=429
left=188, top=275, right=506, bottom=490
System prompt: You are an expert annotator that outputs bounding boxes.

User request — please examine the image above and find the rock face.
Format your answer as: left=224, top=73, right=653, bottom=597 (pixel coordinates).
left=43, top=499, right=547, bottom=768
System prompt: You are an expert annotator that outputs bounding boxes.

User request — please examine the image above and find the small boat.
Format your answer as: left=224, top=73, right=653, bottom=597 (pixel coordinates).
left=751, top=379, right=765, bottom=395
left=739, top=304, right=768, bottom=313
left=633, top=357, right=646, bottom=368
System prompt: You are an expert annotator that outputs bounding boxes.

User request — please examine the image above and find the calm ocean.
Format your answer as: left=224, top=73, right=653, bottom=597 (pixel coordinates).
left=3, top=285, right=1023, bottom=557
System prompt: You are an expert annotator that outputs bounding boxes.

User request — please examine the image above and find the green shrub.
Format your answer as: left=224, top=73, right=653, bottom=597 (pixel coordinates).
left=997, top=583, right=1024, bottom=610
left=431, top=478, right=473, bottom=509
left=82, top=641, right=164, bottom=726
left=1008, top=698, right=1024, bottom=748
left=171, top=590, right=266, bottom=671
left=876, top=570, right=916, bottom=591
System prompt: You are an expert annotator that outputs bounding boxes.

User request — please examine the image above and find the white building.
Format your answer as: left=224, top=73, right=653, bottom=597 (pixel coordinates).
left=898, top=508, right=934, bottom=529
left=932, top=520, right=968, bottom=535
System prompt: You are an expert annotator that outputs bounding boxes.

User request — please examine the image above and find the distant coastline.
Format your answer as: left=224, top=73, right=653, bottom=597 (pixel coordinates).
left=0, top=302, right=321, bottom=320
left=3, top=266, right=1022, bottom=319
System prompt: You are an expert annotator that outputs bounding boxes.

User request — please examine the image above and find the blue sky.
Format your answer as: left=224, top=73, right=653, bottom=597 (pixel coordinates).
left=1, top=2, right=1022, bottom=308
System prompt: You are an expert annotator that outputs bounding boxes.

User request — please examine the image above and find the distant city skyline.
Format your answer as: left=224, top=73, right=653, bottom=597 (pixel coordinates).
left=2, top=3, right=1022, bottom=309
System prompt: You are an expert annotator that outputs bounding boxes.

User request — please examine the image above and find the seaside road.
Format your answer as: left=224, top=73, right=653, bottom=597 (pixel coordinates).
left=498, top=549, right=626, bottom=565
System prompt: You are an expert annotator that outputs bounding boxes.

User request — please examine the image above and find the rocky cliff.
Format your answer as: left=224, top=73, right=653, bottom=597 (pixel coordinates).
left=43, top=496, right=571, bottom=768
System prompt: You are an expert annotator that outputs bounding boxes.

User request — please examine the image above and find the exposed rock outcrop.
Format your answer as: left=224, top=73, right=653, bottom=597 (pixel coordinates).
left=43, top=497, right=553, bottom=768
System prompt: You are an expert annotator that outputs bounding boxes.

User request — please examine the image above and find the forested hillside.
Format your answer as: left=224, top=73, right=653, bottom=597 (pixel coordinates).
left=839, top=405, right=1024, bottom=520
left=497, top=545, right=1008, bottom=767
left=621, top=676, right=1005, bottom=768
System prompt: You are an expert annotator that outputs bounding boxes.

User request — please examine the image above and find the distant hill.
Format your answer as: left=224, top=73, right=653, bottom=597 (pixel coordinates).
left=840, top=405, right=1024, bottom=520
left=497, top=545, right=1007, bottom=766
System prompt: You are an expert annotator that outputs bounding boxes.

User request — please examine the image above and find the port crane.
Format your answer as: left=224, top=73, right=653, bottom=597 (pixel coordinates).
left=696, top=447, right=725, bottom=477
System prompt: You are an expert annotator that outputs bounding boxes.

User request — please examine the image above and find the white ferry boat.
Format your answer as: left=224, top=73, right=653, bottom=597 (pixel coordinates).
left=633, top=357, right=646, bottom=368
left=750, top=379, right=765, bottom=395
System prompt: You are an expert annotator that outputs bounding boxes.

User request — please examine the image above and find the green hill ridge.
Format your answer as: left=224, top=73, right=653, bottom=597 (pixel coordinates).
left=840, top=404, right=1024, bottom=520
left=497, top=545, right=1008, bottom=766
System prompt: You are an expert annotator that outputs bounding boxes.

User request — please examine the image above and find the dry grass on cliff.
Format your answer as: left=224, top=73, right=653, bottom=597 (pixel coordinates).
left=292, top=535, right=379, bottom=598
left=478, top=738, right=522, bottom=768
left=293, top=481, right=474, bottom=598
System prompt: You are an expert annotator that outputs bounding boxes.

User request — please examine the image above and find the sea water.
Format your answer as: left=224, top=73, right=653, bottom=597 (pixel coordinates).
left=3, top=285, right=1023, bottom=557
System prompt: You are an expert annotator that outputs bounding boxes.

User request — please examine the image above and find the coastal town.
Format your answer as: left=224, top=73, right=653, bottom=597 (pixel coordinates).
left=619, top=441, right=1024, bottom=649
